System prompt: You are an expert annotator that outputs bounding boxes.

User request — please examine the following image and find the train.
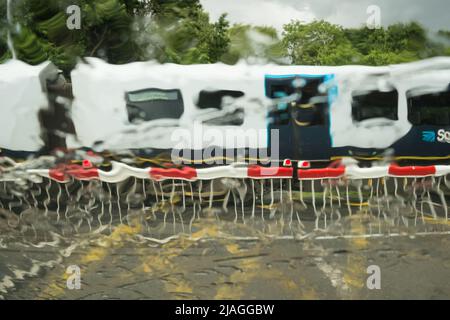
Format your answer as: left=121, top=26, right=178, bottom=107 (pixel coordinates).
left=1, top=57, right=449, bottom=167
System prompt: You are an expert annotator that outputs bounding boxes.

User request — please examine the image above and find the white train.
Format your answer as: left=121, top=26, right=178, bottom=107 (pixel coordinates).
left=1, top=57, right=449, bottom=165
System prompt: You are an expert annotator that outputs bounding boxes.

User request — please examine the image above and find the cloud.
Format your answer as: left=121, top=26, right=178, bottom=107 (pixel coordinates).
left=201, top=0, right=450, bottom=31
left=201, top=0, right=316, bottom=32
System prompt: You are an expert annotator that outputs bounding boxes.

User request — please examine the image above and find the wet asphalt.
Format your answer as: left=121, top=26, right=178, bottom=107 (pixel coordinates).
left=1, top=213, right=450, bottom=300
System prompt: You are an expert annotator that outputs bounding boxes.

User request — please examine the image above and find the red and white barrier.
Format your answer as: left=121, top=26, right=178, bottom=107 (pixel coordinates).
left=5, top=162, right=450, bottom=183
left=298, top=164, right=450, bottom=180
left=247, top=165, right=293, bottom=179
left=298, top=167, right=345, bottom=180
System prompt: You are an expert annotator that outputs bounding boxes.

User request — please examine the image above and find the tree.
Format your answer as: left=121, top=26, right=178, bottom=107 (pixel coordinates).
left=205, top=14, right=230, bottom=62
left=0, top=0, right=9, bottom=62
left=221, top=24, right=285, bottom=64
left=282, top=20, right=450, bottom=66
left=345, top=27, right=388, bottom=55
left=2, top=1, right=449, bottom=70
left=282, top=20, right=360, bottom=65
left=134, top=2, right=230, bottom=64
left=435, top=30, right=450, bottom=56
left=386, top=22, right=427, bottom=53
left=1, top=0, right=139, bottom=74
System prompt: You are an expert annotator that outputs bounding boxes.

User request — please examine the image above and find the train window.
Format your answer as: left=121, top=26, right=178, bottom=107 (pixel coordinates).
left=196, top=90, right=245, bottom=126
left=407, top=89, right=450, bottom=126
left=128, top=90, right=179, bottom=102
left=295, top=78, right=328, bottom=126
left=202, top=108, right=245, bottom=126
left=125, top=88, right=184, bottom=123
left=197, top=90, right=245, bottom=110
left=265, top=76, right=328, bottom=126
left=352, top=90, right=398, bottom=122
left=265, top=78, right=295, bottom=126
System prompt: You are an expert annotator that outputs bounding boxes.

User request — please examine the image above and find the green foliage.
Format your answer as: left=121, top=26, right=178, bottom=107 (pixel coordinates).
left=221, top=24, right=285, bottom=64
left=1, top=0, right=450, bottom=71
left=282, top=20, right=362, bottom=65
left=205, top=14, right=230, bottom=62
left=3, top=0, right=139, bottom=73
left=133, top=1, right=230, bottom=64
left=283, top=20, right=450, bottom=66
left=13, top=26, right=50, bottom=64
left=0, top=0, right=9, bottom=62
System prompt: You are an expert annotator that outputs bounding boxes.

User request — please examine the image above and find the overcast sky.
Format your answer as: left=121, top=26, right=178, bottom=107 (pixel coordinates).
left=201, top=0, right=450, bottom=32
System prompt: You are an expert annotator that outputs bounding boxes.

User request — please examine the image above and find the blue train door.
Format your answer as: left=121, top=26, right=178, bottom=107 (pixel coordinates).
left=265, top=74, right=336, bottom=162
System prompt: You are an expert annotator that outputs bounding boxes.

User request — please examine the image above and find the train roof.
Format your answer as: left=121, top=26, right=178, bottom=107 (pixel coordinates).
left=71, top=57, right=389, bottom=78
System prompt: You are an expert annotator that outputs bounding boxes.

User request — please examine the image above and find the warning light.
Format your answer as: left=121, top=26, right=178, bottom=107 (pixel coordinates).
left=283, top=159, right=292, bottom=167
left=82, top=159, right=93, bottom=168
left=298, top=161, right=311, bottom=168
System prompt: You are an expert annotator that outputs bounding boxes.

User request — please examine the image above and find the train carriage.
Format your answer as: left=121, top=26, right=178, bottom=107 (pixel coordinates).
left=0, top=60, right=60, bottom=155
left=1, top=57, right=450, bottom=225
left=1, top=57, right=449, bottom=167
left=69, top=57, right=450, bottom=166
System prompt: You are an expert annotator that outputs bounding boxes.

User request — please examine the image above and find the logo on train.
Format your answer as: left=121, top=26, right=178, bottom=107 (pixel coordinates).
left=422, top=131, right=436, bottom=142
left=422, top=130, right=450, bottom=143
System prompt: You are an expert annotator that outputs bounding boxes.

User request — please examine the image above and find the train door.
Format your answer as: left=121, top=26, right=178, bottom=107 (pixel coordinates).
left=265, top=74, right=335, bottom=161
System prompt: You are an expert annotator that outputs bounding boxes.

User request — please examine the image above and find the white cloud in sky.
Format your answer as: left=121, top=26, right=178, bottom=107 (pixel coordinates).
left=201, top=0, right=316, bottom=32
left=201, top=0, right=450, bottom=32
